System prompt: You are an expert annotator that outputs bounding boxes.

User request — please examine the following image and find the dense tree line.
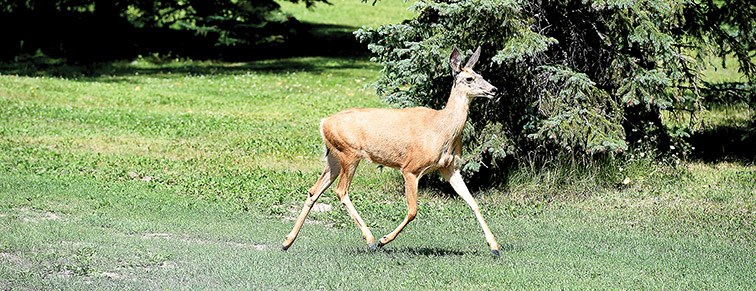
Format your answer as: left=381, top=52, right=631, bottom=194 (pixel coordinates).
left=0, top=0, right=326, bottom=61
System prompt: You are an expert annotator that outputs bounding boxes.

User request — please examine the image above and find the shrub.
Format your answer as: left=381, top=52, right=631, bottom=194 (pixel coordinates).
left=356, top=0, right=754, bottom=182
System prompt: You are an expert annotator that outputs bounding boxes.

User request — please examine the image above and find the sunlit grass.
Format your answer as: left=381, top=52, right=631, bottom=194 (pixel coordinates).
left=0, top=57, right=396, bottom=215
left=277, top=0, right=415, bottom=28
left=5, top=54, right=752, bottom=289
left=700, top=54, right=750, bottom=83
left=1, top=172, right=753, bottom=289
left=0, top=0, right=754, bottom=288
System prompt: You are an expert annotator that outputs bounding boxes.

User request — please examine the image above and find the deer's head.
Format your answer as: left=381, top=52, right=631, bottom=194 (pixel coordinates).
left=450, top=46, right=498, bottom=99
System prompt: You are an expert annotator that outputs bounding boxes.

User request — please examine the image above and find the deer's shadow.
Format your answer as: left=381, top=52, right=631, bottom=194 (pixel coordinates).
left=351, top=243, right=515, bottom=258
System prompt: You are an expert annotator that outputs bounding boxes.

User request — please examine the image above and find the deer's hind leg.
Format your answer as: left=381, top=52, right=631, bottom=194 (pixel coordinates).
left=333, top=156, right=377, bottom=249
left=376, top=170, right=420, bottom=248
left=282, top=152, right=340, bottom=250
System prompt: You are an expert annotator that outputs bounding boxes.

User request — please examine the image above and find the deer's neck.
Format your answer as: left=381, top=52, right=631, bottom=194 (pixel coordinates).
left=437, top=88, right=470, bottom=141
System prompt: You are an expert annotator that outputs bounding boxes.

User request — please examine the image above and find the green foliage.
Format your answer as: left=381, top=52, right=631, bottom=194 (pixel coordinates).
left=357, top=0, right=755, bottom=180
left=530, top=65, right=625, bottom=154
left=0, top=0, right=328, bottom=60
left=682, top=0, right=756, bottom=80
left=122, top=0, right=302, bottom=46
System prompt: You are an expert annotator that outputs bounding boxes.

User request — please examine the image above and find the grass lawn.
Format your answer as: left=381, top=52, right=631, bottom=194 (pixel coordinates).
left=2, top=169, right=753, bottom=289
left=1, top=0, right=754, bottom=289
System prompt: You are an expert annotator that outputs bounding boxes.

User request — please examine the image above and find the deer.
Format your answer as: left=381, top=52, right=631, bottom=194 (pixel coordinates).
left=282, top=46, right=501, bottom=256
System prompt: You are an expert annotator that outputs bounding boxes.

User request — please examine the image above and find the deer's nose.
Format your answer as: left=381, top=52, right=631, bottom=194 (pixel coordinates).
left=491, top=86, right=498, bottom=94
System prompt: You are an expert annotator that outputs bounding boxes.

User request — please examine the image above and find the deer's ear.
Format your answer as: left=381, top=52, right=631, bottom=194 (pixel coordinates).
left=464, top=46, right=481, bottom=69
left=450, top=47, right=462, bottom=77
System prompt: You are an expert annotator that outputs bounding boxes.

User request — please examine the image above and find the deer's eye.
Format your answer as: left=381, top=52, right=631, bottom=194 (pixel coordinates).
left=465, top=76, right=474, bottom=83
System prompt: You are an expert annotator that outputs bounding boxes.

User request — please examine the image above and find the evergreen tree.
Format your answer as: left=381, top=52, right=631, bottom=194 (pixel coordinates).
left=356, top=0, right=754, bottom=180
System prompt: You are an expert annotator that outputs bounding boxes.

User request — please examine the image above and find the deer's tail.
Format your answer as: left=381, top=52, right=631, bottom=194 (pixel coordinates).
left=319, top=118, right=331, bottom=160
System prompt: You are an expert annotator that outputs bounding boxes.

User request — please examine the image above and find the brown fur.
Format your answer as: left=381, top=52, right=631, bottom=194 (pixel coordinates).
left=283, top=47, right=502, bottom=256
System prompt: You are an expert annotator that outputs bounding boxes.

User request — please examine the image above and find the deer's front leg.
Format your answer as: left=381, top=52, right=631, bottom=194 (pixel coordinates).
left=440, top=168, right=500, bottom=256
left=377, top=171, right=419, bottom=248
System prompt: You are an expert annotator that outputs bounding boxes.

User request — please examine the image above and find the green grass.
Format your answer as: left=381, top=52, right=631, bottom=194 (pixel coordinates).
left=278, top=0, right=416, bottom=29
left=1, top=1, right=754, bottom=289
left=0, top=57, right=387, bottom=212
left=2, top=171, right=753, bottom=289
left=700, top=53, right=750, bottom=83
left=2, top=55, right=753, bottom=289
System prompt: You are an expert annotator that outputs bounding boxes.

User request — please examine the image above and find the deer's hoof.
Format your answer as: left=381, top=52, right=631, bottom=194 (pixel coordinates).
left=368, top=243, right=379, bottom=251
left=282, top=244, right=290, bottom=251
left=491, top=249, right=500, bottom=258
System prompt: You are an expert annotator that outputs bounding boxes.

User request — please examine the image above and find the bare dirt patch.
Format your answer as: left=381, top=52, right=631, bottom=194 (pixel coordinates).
left=100, top=271, right=122, bottom=280
left=0, top=252, right=31, bottom=269
left=140, top=232, right=268, bottom=250
left=16, top=207, right=63, bottom=223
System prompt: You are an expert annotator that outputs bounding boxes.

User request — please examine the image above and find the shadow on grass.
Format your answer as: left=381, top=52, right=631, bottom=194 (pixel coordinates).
left=689, top=82, right=755, bottom=163
left=350, top=246, right=468, bottom=257
left=351, top=243, right=515, bottom=258
left=390, top=247, right=468, bottom=257
left=0, top=56, right=374, bottom=80
left=0, top=22, right=370, bottom=79
left=689, top=123, right=755, bottom=163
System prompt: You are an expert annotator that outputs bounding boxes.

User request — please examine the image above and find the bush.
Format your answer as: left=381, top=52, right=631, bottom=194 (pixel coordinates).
left=356, top=0, right=754, bottom=182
